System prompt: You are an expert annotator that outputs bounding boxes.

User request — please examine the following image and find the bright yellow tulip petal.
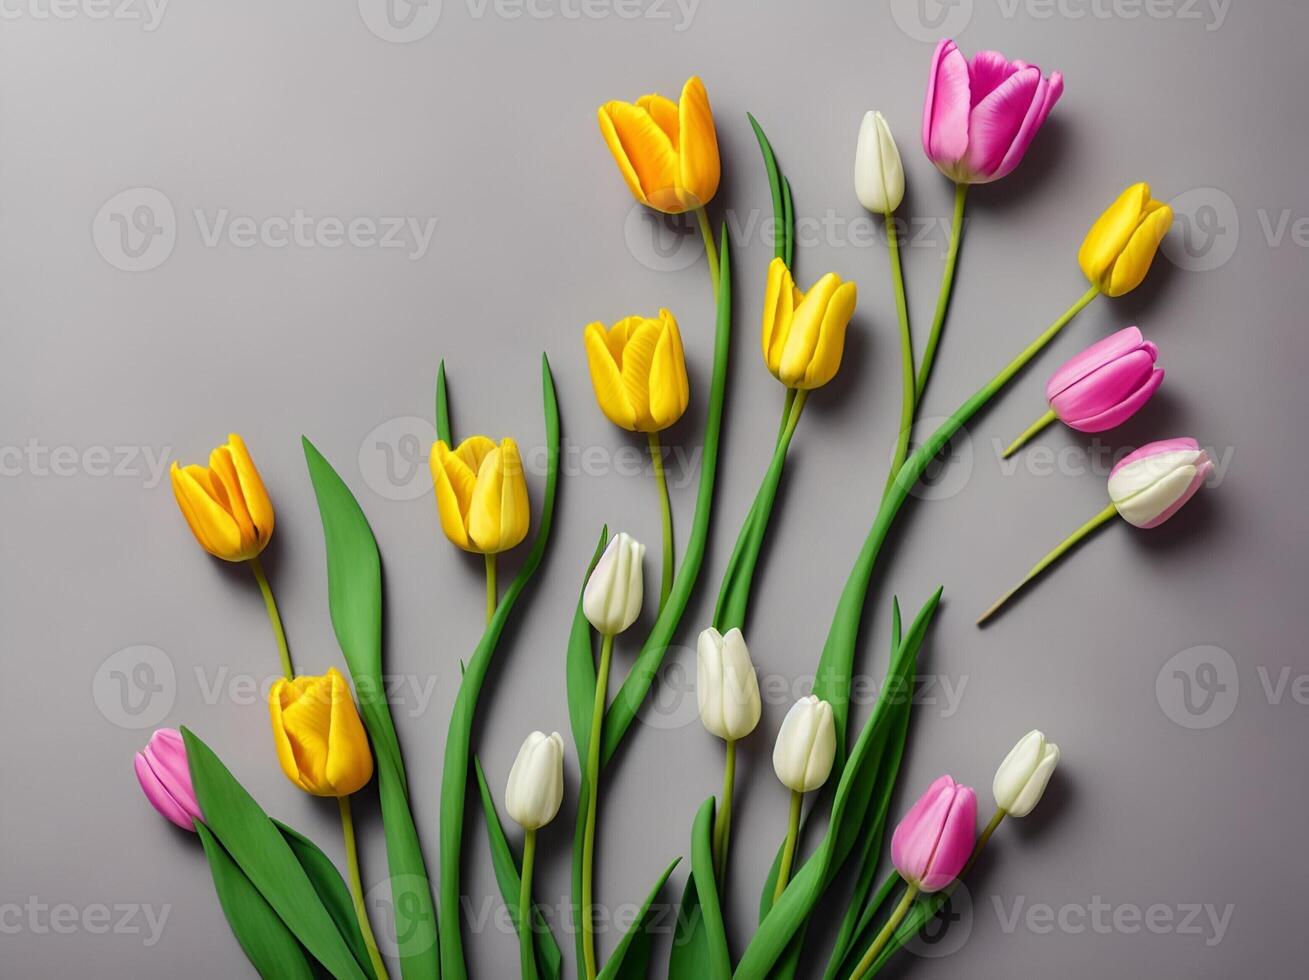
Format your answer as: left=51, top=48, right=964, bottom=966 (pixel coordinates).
left=170, top=435, right=274, bottom=562
left=584, top=322, right=638, bottom=430
left=597, top=101, right=680, bottom=212
left=761, top=257, right=796, bottom=375
left=226, top=433, right=274, bottom=541
left=677, top=76, right=720, bottom=210
left=617, top=320, right=662, bottom=431
left=648, top=309, right=690, bottom=429
left=207, top=444, right=257, bottom=545
left=801, top=279, right=857, bottom=389
left=1078, top=183, right=1151, bottom=286
left=170, top=462, right=246, bottom=560
left=324, top=669, right=373, bottom=795
left=496, top=439, right=531, bottom=553
left=269, top=669, right=373, bottom=797
left=430, top=441, right=475, bottom=551
left=597, top=106, right=651, bottom=208
left=1107, top=202, right=1173, bottom=297
left=637, top=92, right=680, bottom=145
left=779, top=273, right=841, bottom=387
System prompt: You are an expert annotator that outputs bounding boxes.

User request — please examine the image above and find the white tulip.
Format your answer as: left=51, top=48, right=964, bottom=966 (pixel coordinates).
left=993, top=729, right=1060, bottom=818
left=854, top=110, right=905, bottom=214
left=1107, top=440, right=1213, bottom=529
left=582, top=532, right=645, bottom=636
left=505, top=731, right=565, bottom=830
left=696, top=627, right=762, bottom=741
left=772, top=695, right=836, bottom=793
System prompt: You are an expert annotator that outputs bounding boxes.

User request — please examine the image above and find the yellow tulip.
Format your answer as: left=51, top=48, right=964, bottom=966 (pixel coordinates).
left=761, top=257, right=858, bottom=390
left=1078, top=182, right=1175, bottom=297
left=584, top=310, right=690, bottom=433
left=170, top=433, right=274, bottom=562
left=269, top=668, right=373, bottom=797
left=597, top=76, right=720, bottom=214
left=430, top=436, right=530, bottom=554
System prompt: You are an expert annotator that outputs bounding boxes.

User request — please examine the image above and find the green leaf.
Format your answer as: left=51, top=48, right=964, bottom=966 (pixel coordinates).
left=181, top=728, right=369, bottom=980
left=195, top=821, right=321, bottom=980
left=596, top=858, right=680, bottom=980
left=303, top=438, right=440, bottom=979
left=782, top=177, right=795, bottom=269
left=472, top=759, right=562, bottom=980
left=747, top=113, right=790, bottom=263
left=685, top=797, right=732, bottom=980
left=435, top=359, right=452, bottom=445
left=437, top=355, right=561, bottom=980
left=602, top=227, right=732, bottom=765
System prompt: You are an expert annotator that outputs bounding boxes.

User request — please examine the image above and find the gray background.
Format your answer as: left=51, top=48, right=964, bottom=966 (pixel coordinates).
left=2, top=0, right=1305, bottom=977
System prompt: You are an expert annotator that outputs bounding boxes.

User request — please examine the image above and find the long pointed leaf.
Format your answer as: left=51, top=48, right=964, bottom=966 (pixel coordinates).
left=596, top=858, right=680, bottom=980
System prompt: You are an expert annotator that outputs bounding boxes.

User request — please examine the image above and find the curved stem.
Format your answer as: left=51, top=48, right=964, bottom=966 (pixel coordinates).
left=776, top=387, right=797, bottom=446
left=1002, top=408, right=1059, bottom=459
left=711, top=738, right=737, bottom=882
left=485, top=553, right=497, bottom=626
left=249, top=556, right=293, bottom=679
left=977, top=500, right=1119, bottom=625
left=518, top=828, right=537, bottom=980
left=915, top=183, right=968, bottom=403
left=772, top=790, right=804, bottom=905
left=695, top=206, right=720, bottom=300
left=581, top=633, right=615, bottom=980
left=647, top=431, right=674, bottom=613
left=849, top=883, right=919, bottom=980
left=884, top=208, right=916, bottom=488
left=339, top=796, right=390, bottom=980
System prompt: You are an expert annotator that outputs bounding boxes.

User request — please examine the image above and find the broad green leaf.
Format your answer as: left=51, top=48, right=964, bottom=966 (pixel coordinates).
left=195, top=821, right=320, bottom=980
left=596, top=858, right=680, bottom=980
left=688, top=798, right=731, bottom=980
left=182, top=728, right=369, bottom=980
left=303, top=438, right=440, bottom=979
left=437, top=355, right=561, bottom=980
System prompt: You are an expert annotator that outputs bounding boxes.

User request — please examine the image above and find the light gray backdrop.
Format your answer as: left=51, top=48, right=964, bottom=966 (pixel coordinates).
left=2, top=0, right=1304, bottom=977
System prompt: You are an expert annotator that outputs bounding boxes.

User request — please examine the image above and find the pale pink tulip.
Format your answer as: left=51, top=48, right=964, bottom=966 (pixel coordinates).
left=134, top=728, right=202, bottom=831
left=891, top=774, right=977, bottom=892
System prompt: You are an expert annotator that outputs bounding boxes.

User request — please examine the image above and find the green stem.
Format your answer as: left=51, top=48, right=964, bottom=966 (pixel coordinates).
left=776, top=388, right=797, bottom=446
left=977, top=500, right=1119, bottom=625
left=884, top=207, right=916, bottom=488
left=249, top=555, right=293, bottom=679
left=339, top=796, right=390, bottom=980
left=915, top=182, right=968, bottom=403
left=518, top=829, right=537, bottom=980
left=772, top=790, right=803, bottom=905
left=850, top=883, right=919, bottom=980
left=696, top=206, right=720, bottom=300
left=1001, top=407, right=1059, bottom=458
left=648, top=431, right=674, bottom=613
left=712, top=739, right=737, bottom=882
left=485, top=553, right=497, bottom=626
left=581, top=632, right=615, bottom=980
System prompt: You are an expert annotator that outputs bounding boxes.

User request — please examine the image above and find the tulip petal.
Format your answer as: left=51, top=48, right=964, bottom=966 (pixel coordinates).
left=617, top=318, right=662, bottom=431
left=637, top=92, right=680, bottom=145
left=676, top=76, right=720, bottom=210
left=1079, top=183, right=1152, bottom=286
left=966, top=50, right=1020, bottom=106
left=171, top=462, right=246, bottom=560
left=993, top=70, right=1062, bottom=181
left=468, top=446, right=506, bottom=551
left=208, top=444, right=257, bottom=546
left=1107, top=202, right=1173, bottom=297
left=647, top=309, right=690, bottom=429
left=801, top=280, right=856, bottom=389
left=597, top=101, right=680, bottom=212
left=430, top=441, right=474, bottom=550
left=761, top=258, right=796, bottom=376
left=1053, top=349, right=1160, bottom=426
left=135, top=753, right=194, bottom=829
left=1065, top=366, right=1163, bottom=432
left=325, top=669, right=373, bottom=795
left=1046, top=326, right=1146, bottom=400
left=584, top=321, right=638, bottom=431
left=1109, top=445, right=1205, bottom=500
left=1115, top=461, right=1206, bottom=529
left=962, top=66, right=1041, bottom=182
left=892, top=775, right=956, bottom=885
left=779, top=273, right=840, bottom=387
left=923, top=39, right=971, bottom=171
left=920, top=785, right=977, bottom=892
left=225, top=434, right=274, bottom=542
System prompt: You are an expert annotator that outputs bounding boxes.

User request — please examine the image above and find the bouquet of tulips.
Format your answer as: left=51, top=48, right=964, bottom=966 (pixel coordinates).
left=134, top=36, right=1213, bottom=980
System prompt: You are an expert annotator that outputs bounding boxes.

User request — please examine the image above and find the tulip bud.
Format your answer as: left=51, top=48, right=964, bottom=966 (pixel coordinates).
left=583, top=532, right=645, bottom=636
left=772, top=695, right=836, bottom=793
left=993, top=730, right=1060, bottom=817
left=854, top=111, right=905, bottom=214
left=1108, top=437, right=1213, bottom=529
left=891, top=775, right=977, bottom=893
left=583, top=310, right=690, bottom=433
left=761, top=258, right=857, bottom=391
left=696, top=627, right=762, bottom=741
left=134, top=728, right=203, bottom=831
left=1079, top=183, right=1174, bottom=297
left=170, top=434, right=274, bottom=562
left=1046, top=326, right=1163, bottom=432
left=505, top=731, right=565, bottom=831
left=430, top=436, right=531, bottom=554
left=268, top=668, right=374, bottom=797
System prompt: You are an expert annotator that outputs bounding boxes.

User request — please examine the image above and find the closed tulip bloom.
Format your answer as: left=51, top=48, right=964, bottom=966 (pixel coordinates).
left=761, top=258, right=858, bottom=390
left=1108, top=437, right=1213, bottom=529
left=854, top=110, right=905, bottom=213
left=597, top=76, right=720, bottom=214
left=922, top=39, right=1063, bottom=185
left=696, top=627, right=762, bottom=741
left=583, top=532, right=645, bottom=636
left=993, top=730, right=1060, bottom=817
left=505, top=731, right=565, bottom=830
left=891, top=775, right=978, bottom=893
left=170, top=434, right=274, bottom=562
left=773, top=695, right=836, bottom=793
left=583, top=310, right=690, bottom=432
left=135, top=728, right=203, bottom=831
left=1047, top=326, right=1163, bottom=431
left=430, top=436, right=531, bottom=554
left=269, top=668, right=374, bottom=797
left=1079, top=183, right=1174, bottom=297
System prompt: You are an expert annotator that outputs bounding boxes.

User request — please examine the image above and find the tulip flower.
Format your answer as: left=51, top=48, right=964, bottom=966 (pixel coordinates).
left=134, top=728, right=202, bottom=831
left=1002, top=326, right=1165, bottom=457
left=854, top=110, right=905, bottom=214
left=771, top=695, right=836, bottom=901
left=994, top=729, right=1060, bottom=818
left=171, top=433, right=292, bottom=678
left=504, top=730, right=565, bottom=980
left=269, top=667, right=374, bottom=797
left=980, top=437, right=1213, bottom=623
left=761, top=257, right=857, bottom=391
left=1079, top=182, right=1174, bottom=297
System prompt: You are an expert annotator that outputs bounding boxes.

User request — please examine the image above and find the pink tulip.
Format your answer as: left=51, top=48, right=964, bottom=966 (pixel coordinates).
left=922, top=39, right=1063, bottom=185
left=891, top=774, right=977, bottom=893
left=1108, top=437, right=1214, bottom=529
left=134, top=728, right=203, bottom=831
left=1047, top=326, right=1164, bottom=431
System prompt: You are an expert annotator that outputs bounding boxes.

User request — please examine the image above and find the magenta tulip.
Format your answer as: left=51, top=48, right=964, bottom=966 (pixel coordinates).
left=891, top=774, right=977, bottom=892
left=134, top=728, right=202, bottom=831
left=922, top=39, right=1063, bottom=185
